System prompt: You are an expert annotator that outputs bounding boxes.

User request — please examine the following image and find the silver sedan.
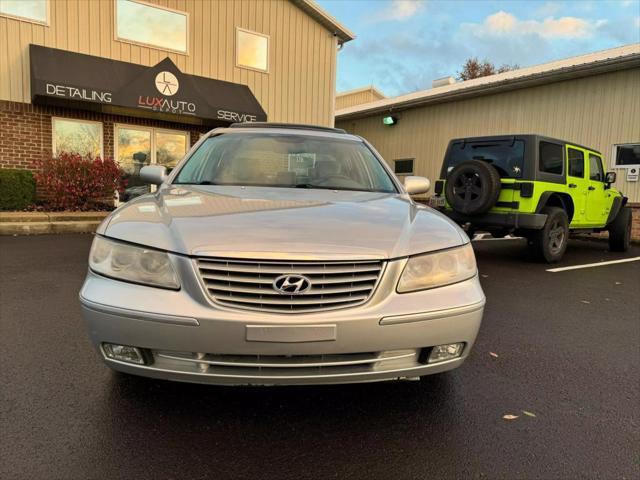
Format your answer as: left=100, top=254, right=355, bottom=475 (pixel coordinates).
left=80, top=123, right=485, bottom=385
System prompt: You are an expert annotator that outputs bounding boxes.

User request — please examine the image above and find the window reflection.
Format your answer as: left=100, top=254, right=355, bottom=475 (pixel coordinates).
left=52, top=118, right=102, bottom=158
left=155, top=131, right=188, bottom=170
left=237, top=28, right=268, bottom=72
left=116, top=0, right=187, bottom=53
left=0, top=0, right=47, bottom=23
left=117, top=127, right=151, bottom=199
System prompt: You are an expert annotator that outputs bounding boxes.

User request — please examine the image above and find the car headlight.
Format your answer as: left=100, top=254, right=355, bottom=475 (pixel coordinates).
left=397, top=243, right=477, bottom=293
left=89, top=236, right=180, bottom=289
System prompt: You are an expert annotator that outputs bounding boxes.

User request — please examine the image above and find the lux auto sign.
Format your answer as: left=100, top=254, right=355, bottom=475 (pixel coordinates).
left=137, top=71, right=197, bottom=115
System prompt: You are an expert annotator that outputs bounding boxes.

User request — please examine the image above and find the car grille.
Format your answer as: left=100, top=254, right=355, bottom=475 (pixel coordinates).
left=196, top=257, right=385, bottom=313
left=154, top=349, right=421, bottom=378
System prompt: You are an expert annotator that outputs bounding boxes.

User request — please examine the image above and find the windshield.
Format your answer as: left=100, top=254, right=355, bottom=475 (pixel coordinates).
left=446, top=140, right=525, bottom=178
left=173, top=132, right=397, bottom=193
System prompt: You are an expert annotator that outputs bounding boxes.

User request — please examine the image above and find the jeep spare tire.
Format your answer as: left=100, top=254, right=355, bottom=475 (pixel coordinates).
left=445, top=160, right=501, bottom=215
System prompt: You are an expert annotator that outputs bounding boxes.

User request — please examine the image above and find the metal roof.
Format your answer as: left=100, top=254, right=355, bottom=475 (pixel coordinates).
left=291, top=0, right=355, bottom=44
left=336, top=85, right=386, bottom=99
left=336, top=44, right=640, bottom=120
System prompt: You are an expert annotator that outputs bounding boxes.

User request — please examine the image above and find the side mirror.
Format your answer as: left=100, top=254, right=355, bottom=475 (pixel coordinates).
left=140, top=165, right=168, bottom=185
left=605, top=171, right=616, bottom=184
left=404, top=176, right=431, bottom=195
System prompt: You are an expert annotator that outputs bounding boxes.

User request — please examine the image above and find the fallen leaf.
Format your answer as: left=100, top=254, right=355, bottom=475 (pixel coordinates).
left=503, top=414, right=519, bottom=420
left=580, top=300, right=591, bottom=304
left=489, top=352, right=499, bottom=358
left=522, top=411, right=537, bottom=417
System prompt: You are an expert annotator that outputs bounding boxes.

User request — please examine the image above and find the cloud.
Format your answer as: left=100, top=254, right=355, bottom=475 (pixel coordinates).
left=367, top=0, right=426, bottom=23
left=465, top=11, right=606, bottom=39
left=534, top=2, right=561, bottom=18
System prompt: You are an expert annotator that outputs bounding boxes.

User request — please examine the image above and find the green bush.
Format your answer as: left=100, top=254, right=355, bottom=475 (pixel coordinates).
left=0, top=169, right=36, bottom=210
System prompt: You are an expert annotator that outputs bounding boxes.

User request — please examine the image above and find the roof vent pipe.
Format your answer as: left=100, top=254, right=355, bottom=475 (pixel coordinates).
left=431, top=76, right=456, bottom=88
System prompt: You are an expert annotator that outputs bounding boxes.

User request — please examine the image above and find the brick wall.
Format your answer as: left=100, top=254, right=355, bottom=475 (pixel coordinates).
left=0, top=100, right=210, bottom=169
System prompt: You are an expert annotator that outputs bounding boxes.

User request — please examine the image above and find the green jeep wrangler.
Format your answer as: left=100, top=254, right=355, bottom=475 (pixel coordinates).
left=430, top=135, right=632, bottom=262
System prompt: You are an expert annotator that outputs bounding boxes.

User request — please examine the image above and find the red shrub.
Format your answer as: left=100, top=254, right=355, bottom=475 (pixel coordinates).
left=33, top=153, right=126, bottom=211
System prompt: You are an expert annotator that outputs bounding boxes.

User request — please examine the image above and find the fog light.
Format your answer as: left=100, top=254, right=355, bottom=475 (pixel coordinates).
left=428, top=343, right=464, bottom=363
left=102, top=343, right=146, bottom=365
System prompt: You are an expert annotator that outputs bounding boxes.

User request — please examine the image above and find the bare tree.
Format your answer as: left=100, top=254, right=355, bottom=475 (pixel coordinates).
left=457, top=58, right=519, bottom=81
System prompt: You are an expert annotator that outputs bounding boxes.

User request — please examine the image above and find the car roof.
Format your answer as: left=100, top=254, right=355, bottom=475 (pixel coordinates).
left=209, top=123, right=362, bottom=141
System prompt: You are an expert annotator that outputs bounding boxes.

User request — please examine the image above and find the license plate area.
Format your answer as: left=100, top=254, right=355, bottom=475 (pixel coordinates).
left=429, top=196, right=446, bottom=208
left=246, top=325, right=337, bottom=343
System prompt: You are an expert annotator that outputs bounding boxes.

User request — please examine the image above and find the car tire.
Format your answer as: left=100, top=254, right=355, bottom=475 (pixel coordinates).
left=608, top=206, right=632, bottom=252
left=530, top=207, right=569, bottom=263
left=444, top=160, right=501, bottom=215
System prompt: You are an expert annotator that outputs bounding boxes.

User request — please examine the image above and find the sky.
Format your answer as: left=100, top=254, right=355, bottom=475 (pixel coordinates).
left=316, top=0, right=640, bottom=97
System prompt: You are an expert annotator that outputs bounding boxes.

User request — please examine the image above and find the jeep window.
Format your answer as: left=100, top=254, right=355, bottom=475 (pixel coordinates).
left=589, top=154, right=604, bottom=182
left=173, top=133, right=398, bottom=193
left=568, top=148, right=585, bottom=178
left=539, top=142, right=563, bottom=175
left=447, top=140, right=524, bottom=178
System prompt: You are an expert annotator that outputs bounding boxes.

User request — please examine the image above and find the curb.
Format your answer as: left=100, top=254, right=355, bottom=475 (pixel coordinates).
left=0, top=211, right=109, bottom=235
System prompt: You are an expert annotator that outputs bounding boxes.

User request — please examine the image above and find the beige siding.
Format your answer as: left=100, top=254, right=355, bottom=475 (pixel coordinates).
left=336, top=88, right=384, bottom=110
left=336, top=69, right=640, bottom=202
left=0, top=0, right=338, bottom=126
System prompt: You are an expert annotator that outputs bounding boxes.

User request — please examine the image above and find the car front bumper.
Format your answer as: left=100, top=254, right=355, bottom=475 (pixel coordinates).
left=79, top=255, right=485, bottom=386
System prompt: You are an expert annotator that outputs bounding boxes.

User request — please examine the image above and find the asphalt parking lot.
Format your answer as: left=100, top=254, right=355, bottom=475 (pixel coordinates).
left=1, top=234, right=638, bottom=479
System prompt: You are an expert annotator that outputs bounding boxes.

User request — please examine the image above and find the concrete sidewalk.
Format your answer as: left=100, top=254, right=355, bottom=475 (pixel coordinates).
left=0, top=211, right=108, bottom=235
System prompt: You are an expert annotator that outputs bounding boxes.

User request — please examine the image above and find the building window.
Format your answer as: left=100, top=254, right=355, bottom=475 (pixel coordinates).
left=394, top=159, right=414, bottom=175
left=567, top=148, right=584, bottom=178
left=155, top=129, right=189, bottom=170
left=613, top=143, right=640, bottom=168
left=116, top=0, right=188, bottom=54
left=539, top=141, right=563, bottom=175
left=236, top=27, right=269, bottom=72
left=0, top=0, right=48, bottom=25
left=52, top=118, right=103, bottom=158
left=115, top=125, right=189, bottom=199
left=589, top=154, right=604, bottom=182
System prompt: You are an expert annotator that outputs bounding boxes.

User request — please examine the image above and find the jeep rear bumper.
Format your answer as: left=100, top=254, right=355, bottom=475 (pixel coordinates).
left=442, top=210, right=548, bottom=230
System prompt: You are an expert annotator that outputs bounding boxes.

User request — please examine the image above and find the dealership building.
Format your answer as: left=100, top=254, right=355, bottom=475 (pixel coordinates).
left=0, top=0, right=353, bottom=189
left=335, top=45, right=640, bottom=239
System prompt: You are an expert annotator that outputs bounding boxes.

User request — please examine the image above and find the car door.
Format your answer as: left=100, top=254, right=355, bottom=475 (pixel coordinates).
left=586, top=153, right=609, bottom=225
left=566, top=146, right=588, bottom=226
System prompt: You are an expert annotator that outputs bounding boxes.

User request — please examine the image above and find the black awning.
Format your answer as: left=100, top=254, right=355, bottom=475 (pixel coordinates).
left=29, top=44, right=267, bottom=126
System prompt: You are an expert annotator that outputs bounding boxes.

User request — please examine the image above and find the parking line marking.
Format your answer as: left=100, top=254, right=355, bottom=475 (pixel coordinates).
left=546, top=257, right=640, bottom=272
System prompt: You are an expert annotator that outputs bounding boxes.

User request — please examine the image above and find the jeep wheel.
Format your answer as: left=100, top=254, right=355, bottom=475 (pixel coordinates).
left=608, top=206, right=632, bottom=252
left=444, top=160, right=501, bottom=215
left=530, top=207, right=569, bottom=263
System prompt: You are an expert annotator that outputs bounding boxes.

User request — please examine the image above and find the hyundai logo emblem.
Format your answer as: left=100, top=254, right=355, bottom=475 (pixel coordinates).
left=273, top=274, right=312, bottom=295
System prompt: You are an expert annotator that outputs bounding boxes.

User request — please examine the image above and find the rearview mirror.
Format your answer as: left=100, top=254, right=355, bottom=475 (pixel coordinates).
left=605, top=171, right=616, bottom=184
left=404, top=176, right=431, bottom=195
left=140, top=165, right=168, bottom=185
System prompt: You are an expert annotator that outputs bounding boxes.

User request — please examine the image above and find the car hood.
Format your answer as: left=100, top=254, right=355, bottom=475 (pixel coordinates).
left=101, top=185, right=467, bottom=259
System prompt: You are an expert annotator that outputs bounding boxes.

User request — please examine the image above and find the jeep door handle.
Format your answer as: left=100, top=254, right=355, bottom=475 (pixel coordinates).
left=568, top=183, right=577, bottom=188
left=588, top=186, right=596, bottom=191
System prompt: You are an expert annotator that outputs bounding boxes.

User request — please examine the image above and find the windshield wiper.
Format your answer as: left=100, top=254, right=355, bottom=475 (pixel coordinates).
left=174, top=180, right=217, bottom=185
left=294, top=183, right=355, bottom=190
left=294, top=184, right=382, bottom=193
